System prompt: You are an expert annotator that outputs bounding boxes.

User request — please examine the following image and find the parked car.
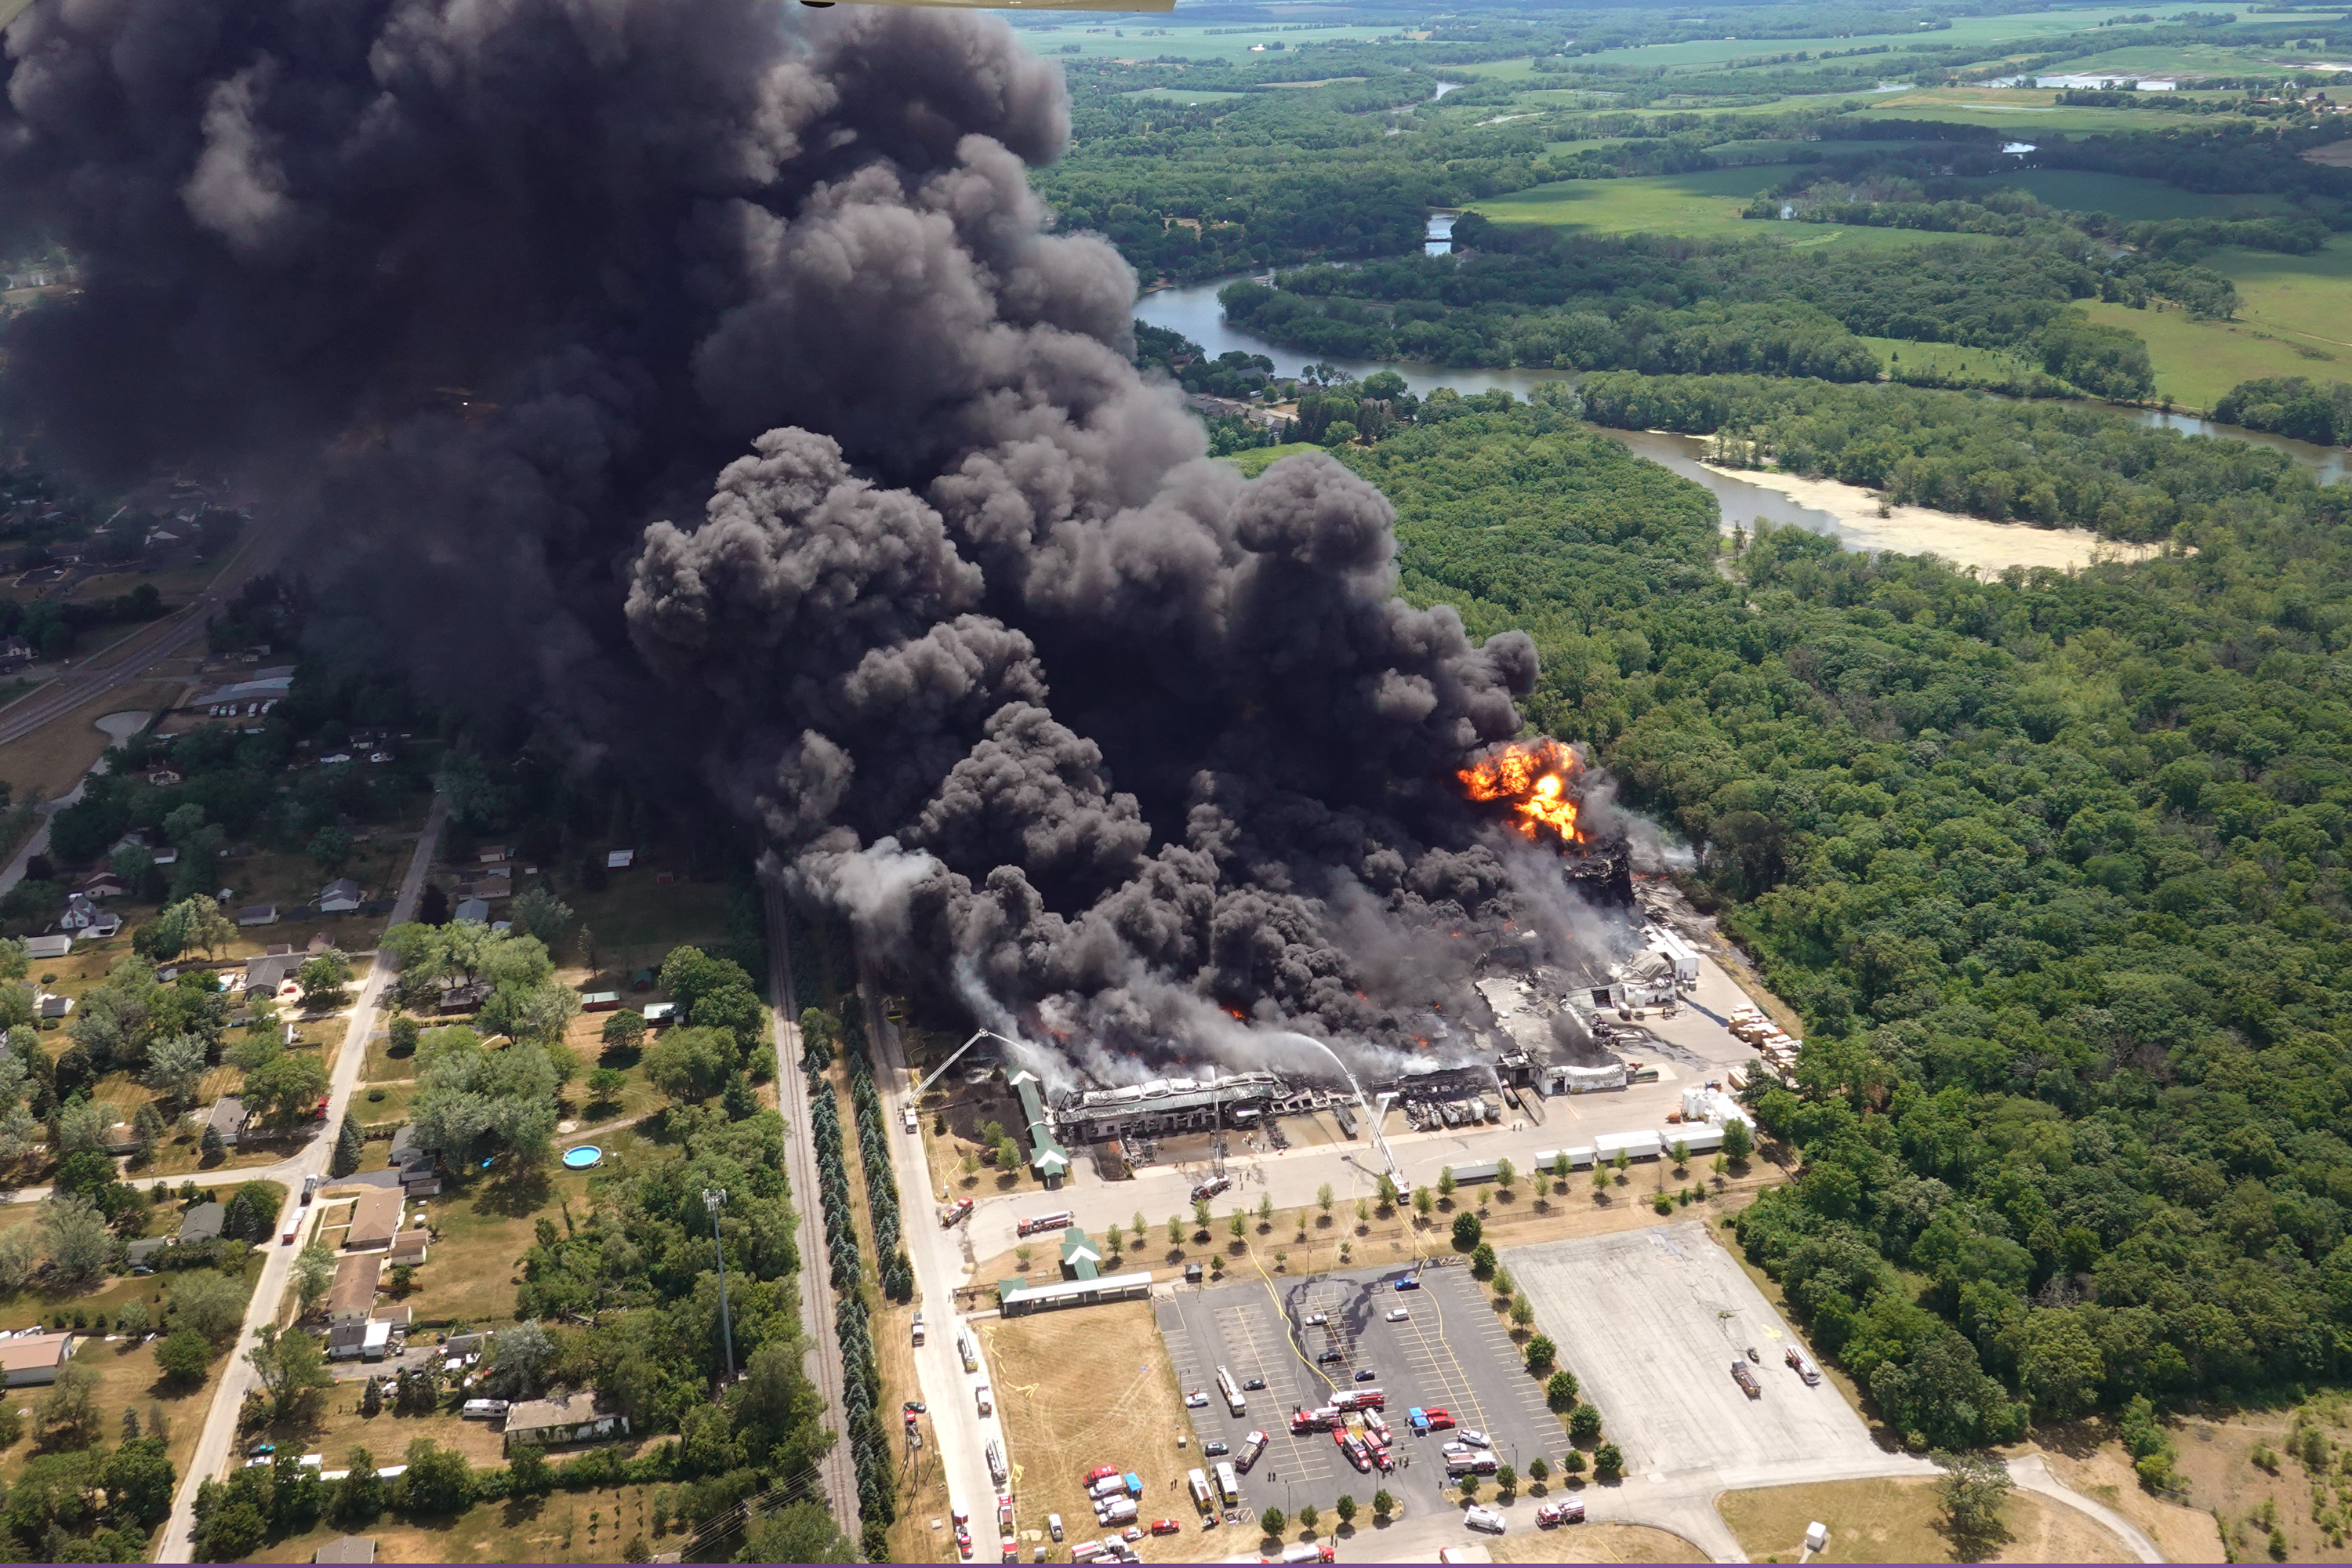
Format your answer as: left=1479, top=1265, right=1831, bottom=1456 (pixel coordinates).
left=1457, top=1428, right=1492, bottom=1448
left=1317, top=1349, right=1345, bottom=1363
left=1083, top=1466, right=1121, bottom=1485
left=904, top=1400, right=926, bottom=1414
left=1304, top=1313, right=1328, bottom=1327
left=1203, top=1439, right=1229, bottom=1457
left=1465, top=1506, right=1507, bottom=1534
left=1385, top=1308, right=1410, bottom=1322
left=1424, top=1408, right=1455, bottom=1430
left=1185, top=1390, right=1209, bottom=1409
left=1121, top=1526, right=1144, bottom=1542
left=1355, top=1368, right=1377, bottom=1381
left=1243, top=1376, right=1267, bottom=1390
left=1149, top=1519, right=1182, bottom=1536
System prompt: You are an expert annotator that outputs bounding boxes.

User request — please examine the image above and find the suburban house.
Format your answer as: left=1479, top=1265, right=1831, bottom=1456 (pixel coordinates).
left=239, top=953, right=306, bottom=1003
left=75, top=872, right=126, bottom=901
left=325, top=1320, right=368, bottom=1360
left=237, top=904, right=278, bottom=927
left=477, top=845, right=510, bottom=864
left=126, top=1238, right=169, bottom=1272
left=311, top=1536, right=376, bottom=1563
left=503, top=1391, right=631, bottom=1453
left=24, top=934, right=71, bottom=962
left=0, top=1331, right=73, bottom=1386
left=317, top=878, right=363, bottom=914
left=346, top=1188, right=404, bottom=1250
left=328, top=1254, right=382, bottom=1325
left=202, top=1096, right=249, bottom=1148
left=452, top=896, right=490, bottom=924
left=178, top=1202, right=226, bottom=1243
left=58, top=894, right=120, bottom=937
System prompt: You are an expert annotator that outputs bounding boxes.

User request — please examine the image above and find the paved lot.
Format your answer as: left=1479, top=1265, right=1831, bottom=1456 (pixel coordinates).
left=1156, top=1262, right=1559, bottom=1523
left=1507, top=1222, right=1882, bottom=1486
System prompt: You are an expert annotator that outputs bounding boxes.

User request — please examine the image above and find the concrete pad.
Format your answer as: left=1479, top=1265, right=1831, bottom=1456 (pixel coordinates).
left=1507, top=1223, right=1880, bottom=1485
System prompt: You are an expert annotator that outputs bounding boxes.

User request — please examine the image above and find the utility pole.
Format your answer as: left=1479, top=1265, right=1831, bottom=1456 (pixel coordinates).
left=705, top=1187, right=735, bottom=1387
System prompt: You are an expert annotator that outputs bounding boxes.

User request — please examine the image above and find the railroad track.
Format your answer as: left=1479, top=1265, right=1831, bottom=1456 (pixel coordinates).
left=764, top=882, right=860, bottom=1538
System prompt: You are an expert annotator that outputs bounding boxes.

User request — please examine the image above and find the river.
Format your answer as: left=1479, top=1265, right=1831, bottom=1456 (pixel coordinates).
left=1133, top=267, right=2352, bottom=541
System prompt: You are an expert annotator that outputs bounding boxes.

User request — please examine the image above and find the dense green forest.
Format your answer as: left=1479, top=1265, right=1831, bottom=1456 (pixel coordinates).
left=1217, top=230, right=2164, bottom=395
left=1334, top=394, right=2352, bottom=1444
left=2216, top=376, right=2352, bottom=447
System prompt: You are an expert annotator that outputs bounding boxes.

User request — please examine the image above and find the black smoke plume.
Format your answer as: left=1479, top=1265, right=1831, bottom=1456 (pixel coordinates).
left=0, top=0, right=1587, bottom=1084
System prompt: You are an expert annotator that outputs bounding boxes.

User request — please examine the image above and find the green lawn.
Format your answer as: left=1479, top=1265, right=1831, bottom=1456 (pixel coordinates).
left=1471, top=165, right=1991, bottom=247
left=1989, top=169, right=2292, bottom=221
left=2080, top=299, right=2341, bottom=408
left=1008, top=22, right=1403, bottom=65
left=1230, top=442, right=1325, bottom=477
left=1120, top=87, right=1251, bottom=103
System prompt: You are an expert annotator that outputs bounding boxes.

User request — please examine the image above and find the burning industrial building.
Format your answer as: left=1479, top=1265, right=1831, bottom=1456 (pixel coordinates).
left=0, top=0, right=1671, bottom=1095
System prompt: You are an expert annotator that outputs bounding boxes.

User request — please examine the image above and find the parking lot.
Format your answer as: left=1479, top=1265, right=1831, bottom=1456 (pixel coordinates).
left=1507, top=1223, right=1882, bottom=1485
left=1154, top=1261, right=1560, bottom=1523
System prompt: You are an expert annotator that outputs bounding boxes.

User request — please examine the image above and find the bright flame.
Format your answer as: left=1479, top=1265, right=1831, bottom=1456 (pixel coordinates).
left=1457, top=739, right=1583, bottom=843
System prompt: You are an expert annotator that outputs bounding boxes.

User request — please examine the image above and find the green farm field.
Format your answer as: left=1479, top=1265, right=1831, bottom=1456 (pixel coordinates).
left=1853, top=85, right=2242, bottom=134
left=1007, top=21, right=1403, bottom=64
left=1546, top=7, right=2159, bottom=74
left=2078, top=298, right=2341, bottom=408
left=1989, top=169, right=2293, bottom=220
left=1470, top=164, right=1992, bottom=247
left=2028, top=40, right=2314, bottom=78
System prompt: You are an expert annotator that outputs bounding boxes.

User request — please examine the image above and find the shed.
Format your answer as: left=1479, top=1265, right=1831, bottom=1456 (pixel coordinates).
left=126, top=1237, right=169, bottom=1272
left=604, top=849, right=634, bottom=869
left=318, top=878, right=363, bottom=913
left=313, top=1536, right=378, bottom=1563
left=347, top=1188, right=404, bottom=1250
left=24, top=934, right=71, bottom=961
left=0, top=1331, right=73, bottom=1386
left=371, top=1304, right=412, bottom=1329
left=388, top=1124, right=425, bottom=1169
left=36, top=993, right=72, bottom=1019
left=579, top=990, right=620, bottom=1011
left=178, top=1201, right=226, bottom=1243
left=503, top=1390, right=632, bottom=1453
left=387, top=1229, right=430, bottom=1267
left=328, top=1254, right=382, bottom=1323
left=1058, top=1227, right=1102, bottom=1282
left=641, top=1001, right=676, bottom=1025
left=453, top=897, right=489, bottom=924
left=237, top=905, right=278, bottom=927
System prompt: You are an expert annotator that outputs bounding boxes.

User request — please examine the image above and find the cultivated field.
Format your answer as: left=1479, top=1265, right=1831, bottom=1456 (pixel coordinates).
left=976, top=1299, right=1206, bottom=1564
left=1994, top=169, right=2292, bottom=222
left=1716, top=1475, right=2132, bottom=1563
left=1471, top=167, right=1985, bottom=247
left=1506, top=1222, right=1881, bottom=1484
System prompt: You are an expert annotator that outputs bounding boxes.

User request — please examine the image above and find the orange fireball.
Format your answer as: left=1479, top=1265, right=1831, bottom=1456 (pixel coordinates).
left=1458, top=739, right=1583, bottom=843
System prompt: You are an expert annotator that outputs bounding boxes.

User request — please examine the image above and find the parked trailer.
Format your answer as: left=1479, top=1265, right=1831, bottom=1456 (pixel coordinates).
left=1017, top=1210, right=1076, bottom=1238
left=1447, top=1161, right=1501, bottom=1185
left=1531, top=1146, right=1596, bottom=1171
left=1217, top=1365, right=1247, bottom=1417
left=1595, top=1129, right=1663, bottom=1163
left=1659, top=1123, right=1724, bottom=1156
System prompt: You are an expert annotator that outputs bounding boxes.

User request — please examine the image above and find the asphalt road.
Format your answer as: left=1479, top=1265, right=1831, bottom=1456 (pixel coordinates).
left=0, top=508, right=300, bottom=750
left=764, top=887, right=858, bottom=1541
left=154, top=793, right=446, bottom=1563
left=864, top=971, right=1010, bottom=1555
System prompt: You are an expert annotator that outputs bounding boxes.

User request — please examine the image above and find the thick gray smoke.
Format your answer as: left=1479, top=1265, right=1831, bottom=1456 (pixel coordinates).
left=0, top=0, right=1594, bottom=1083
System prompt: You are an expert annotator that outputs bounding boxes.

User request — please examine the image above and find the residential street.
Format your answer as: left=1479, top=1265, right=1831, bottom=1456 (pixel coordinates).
left=153, top=793, right=446, bottom=1563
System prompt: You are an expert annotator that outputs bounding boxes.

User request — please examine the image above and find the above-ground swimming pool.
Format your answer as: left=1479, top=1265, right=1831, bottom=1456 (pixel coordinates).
left=562, top=1145, right=603, bottom=1169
